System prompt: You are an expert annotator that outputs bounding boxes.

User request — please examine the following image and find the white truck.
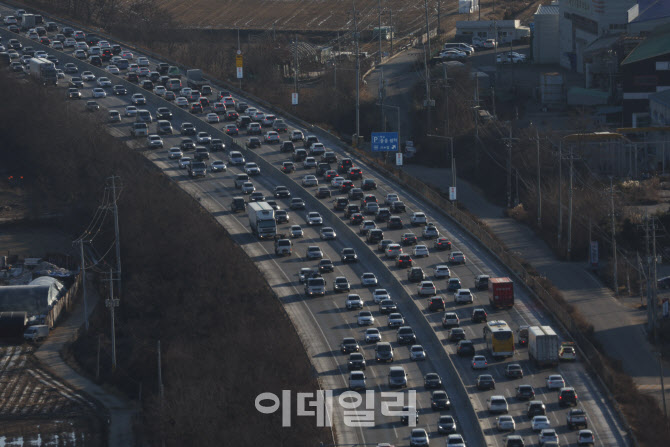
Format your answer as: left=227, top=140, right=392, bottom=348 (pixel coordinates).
left=528, top=325, right=559, bottom=367
left=24, top=324, right=49, bottom=342
left=248, top=202, right=276, bottom=239
left=186, top=69, right=207, bottom=90
left=21, top=13, right=36, bottom=30
left=29, top=57, right=58, bottom=86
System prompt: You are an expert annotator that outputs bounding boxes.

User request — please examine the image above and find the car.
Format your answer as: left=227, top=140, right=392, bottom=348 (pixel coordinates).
left=361, top=178, right=377, bottom=190
left=318, top=259, right=334, bottom=274
left=538, top=429, right=559, bottom=446
left=298, top=268, right=317, bottom=283
left=379, top=299, right=397, bottom=314
left=441, top=311, right=459, bottom=328
left=446, top=434, right=466, bottom=447
left=407, top=267, right=425, bottom=282
left=433, top=237, right=452, bottom=251
left=401, top=233, right=418, bottom=246
left=559, top=387, right=578, bottom=406
left=350, top=213, right=364, bottom=225
left=86, top=101, right=100, bottom=112
left=175, top=97, right=189, bottom=108
left=387, top=216, right=403, bottom=230
left=376, top=342, right=394, bottom=363
left=472, top=355, right=488, bottom=369
left=410, top=212, right=427, bottom=226
left=468, top=309, right=487, bottom=324
left=409, top=345, right=427, bottom=361
left=422, top=223, right=439, bottom=239
left=92, top=88, right=106, bottom=98
left=559, top=342, right=577, bottom=361
left=436, top=415, right=456, bottom=434
left=97, top=77, right=112, bottom=88
left=567, top=408, right=588, bottom=429
left=396, top=254, right=413, bottom=269
left=449, top=251, right=466, bottom=264
left=454, top=289, right=473, bottom=304
left=531, top=415, right=551, bottom=432
left=340, top=337, right=360, bottom=353
left=153, top=85, right=167, bottom=96
left=190, top=103, right=203, bottom=114
left=290, top=130, right=304, bottom=141
left=474, top=372, right=496, bottom=390
left=413, top=245, right=429, bottom=257
left=316, top=186, right=331, bottom=199
left=305, top=246, right=323, bottom=260
left=109, top=110, right=122, bottom=122
left=372, top=289, right=390, bottom=304
left=147, top=135, right=164, bottom=148
left=81, top=71, right=96, bottom=82
left=359, top=220, right=376, bottom=235
left=357, top=311, right=374, bottom=326
left=333, top=277, right=351, bottom=293
left=546, top=375, right=566, bottom=390
left=448, top=328, right=466, bottom=341
left=409, top=428, right=429, bottom=447
left=505, top=363, right=524, bottom=379
left=244, top=162, right=260, bottom=176
left=576, top=430, right=595, bottom=446
left=241, top=182, right=255, bottom=194
left=131, top=93, right=146, bottom=105
left=347, top=352, right=366, bottom=371
left=457, top=339, right=475, bottom=357
left=387, top=313, right=405, bottom=328
left=302, top=157, right=317, bottom=169
left=366, top=229, right=384, bottom=244
left=273, top=186, right=291, bottom=198
left=319, top=227, right=336, bottom=240
left=360, top=273, right=378, bottom=287
left=374, top=208, right=391, bottom=223
left=275, top=210, right=289, bottom=223
left=178, top=157, right=192, bottom=169
left=423, top=372, right=443, bottom=389
left=137, top=56, right=149, bottom=66
left=111, top=85, right=128, bottom=96
left=331, top=176, right=344, bottom=188
left=210, top=160, right=226, bottom=172
left=417, top=281, right=436, bottom=296
left=516, top=384, right=536, bottom=401
left=194, top=132, right=211, bottom=145
left=397, top=326, right=416, bottom=344
left=280, top=161, right=296, bottom=174
left=364, top=328, right=381, bottom=343
left=302, top=175, right=318, bottom=187
left=287, top=225, right=303, bottom=238
left=262, top=131, right=279, bottom=144
left=306, top=211, right=323, bottom=225
left=290, top=198, right=305, bottom=210
left=447, top=278, right=462, bottom=292
left=430, top=266, right=450, bottom=280
left=488, top=395, right=509, bottom=414
left=428, top=297, right=445, bottom=312
left=340, top=248, right=358, bottom=263
left=249, top=191, right=265, bottom=202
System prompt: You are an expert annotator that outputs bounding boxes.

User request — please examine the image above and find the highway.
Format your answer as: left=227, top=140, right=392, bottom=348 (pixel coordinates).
left=0, top=13, right=630, bottom=447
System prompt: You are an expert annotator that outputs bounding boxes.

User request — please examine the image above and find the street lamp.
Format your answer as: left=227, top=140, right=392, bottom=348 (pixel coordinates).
left=427, top=134, right=456, bottom=193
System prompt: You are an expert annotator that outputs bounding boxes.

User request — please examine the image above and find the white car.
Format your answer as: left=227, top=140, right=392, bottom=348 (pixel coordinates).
left=92, top=88, right=106, bottom=98
left=291, top=130, right=304, bottom=141
left=538, top=429, right=559, bottom=446
left=409, top=345, right=427, bottom=361
left=387, top=313, right=405, bottom=327
left=372, top=289, right=390, bottom=304
left=471, top=355, right=488, bottom=369
left=409, top=428, right=429, bottom=447
left=454, top=289, right=473, bottom=304
left=495, top=414, right=515, bottom=430
left=422, top=224, right=439, bottom=238
left=577, top=429, right=595, bottom=445
left=105, top=65, right=120, bottom=75
left=97, top=77, right=112, bottom=87
left=99, top=41, right=111, bottom=49
left=531, top=416, right=551, bottom=432
left=241, top=182, right=255, bottom=194
left=346, top=294, right=364, bottom=310
left=385, top=244, right=403, bottom=258
left=197, top=132, right=212, bottom=144
left=128, top=63, right=140, bottom=73
left=487, top=396, right=509, bottom=414
left=121, top=51, right=134, bottom=59
left=180, top=87, right=193, bottom=97
left=210, top=160, right=226, bottom=172
left=168, top=147, right=183, bottom=159
left=81, top=71, right=96, bottom=81
left=175, top=96, right=189, bottom=108
left=413, top=245, right=429, bottom=257
left=64, top=38, right=77, bottom=47
left=410, top=212, right=427, bottom=226
left=357, top=311, right=374, bottom=326
left=223, top=96, right=235, bottom=107
left=153, top=85, right=167, bottom=96
left=206, top=113, right=220, bottom=123
left=124, top=106, right=138, bottom=116
left=385, top=193, right=399, bottom=205
left=74, top=49, right=87, bottom=59
left=147, top=135, right=164, bottom=148
left=546, top=374, right=566, bottom=390
left=306, top=212, right=323, bottom=226
left=320, top=227, right=337, bottom=240
left=434, top=265, right=450, bottom=278
left=417, top=281, right=436, bottom=296
left=4, top=16, right=17, bottom=25
left=361, top=273, right=378, bottom=287
left=264, top=131, right=280, bottom=143
left=365, top=328, right=381, bottom=343
left=302, top=175, right=318, bottom=186
left=75, top=42, right=89, bottom=51
left=290, top=225, right=303, bottom=238
left=446, top=434, right=465, bottom=447
left=331, top=176, right=344, bottom=187
left=131, top=93, right=146, bottom=105
left=137, top=56, right=150, bottom=66
left=305, top=246, right=323, bottom=260
left=449, top=251, right=466, bottom=264
left=52, top=41, right=64, bottom=50
left=179, top=157, right=192, bottom=169
left=244, top=162, right=260, bottom=176
left=303, top=157, right=317, bottom=169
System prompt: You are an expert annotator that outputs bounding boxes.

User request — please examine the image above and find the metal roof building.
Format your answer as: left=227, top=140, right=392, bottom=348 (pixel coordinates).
left=533, top=3, right=560, bottom=64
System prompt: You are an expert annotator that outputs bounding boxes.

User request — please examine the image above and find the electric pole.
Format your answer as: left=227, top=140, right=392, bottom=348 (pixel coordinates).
left=79, top=239, right=88, bottom=331
left=534, top=126, right=542, bottom=227
left=558, top=141, right=563, bottom=244
left=566, top=147, right=576, bottom=260
left=158, top=340, right=164, bottom=401
left=105, top=268, right=119, bottom=371
left=610, top=177, right=618, bottom=295
left=645, top=213, right=654, bottom=336
left=353, top=0, right=360, bottom=144
left=389, top=7, right=393, bottom=55
left=502, top=126, right=518, bottom=209
left=423, top=0, right=432, bottom=131
left=652, top=216, right=659, bottom=342
left=110, top=176, right=122, bottom=298
left=378, top=0, right=383, bottom=64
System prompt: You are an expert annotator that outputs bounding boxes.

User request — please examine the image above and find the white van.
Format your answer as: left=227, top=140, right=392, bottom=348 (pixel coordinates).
left=166, top=78, right=182, bottom=91
left=24, top=325, right=49, bottom=342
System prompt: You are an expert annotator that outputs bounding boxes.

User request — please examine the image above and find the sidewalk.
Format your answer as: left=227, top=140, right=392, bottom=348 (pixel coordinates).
left=402, top=164, right=670, bottom=410
left=35, top=280, right=136, bottom=447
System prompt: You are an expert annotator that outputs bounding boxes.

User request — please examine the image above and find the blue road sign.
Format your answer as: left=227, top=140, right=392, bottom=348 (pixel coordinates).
left=371, top=132, right=399, bottom=152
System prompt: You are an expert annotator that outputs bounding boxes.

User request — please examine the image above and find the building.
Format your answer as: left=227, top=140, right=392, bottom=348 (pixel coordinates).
left=456, top=20, right=530, bottom=45
left=620, top=25, right=670, bottom=126
left=533, top=2, right=560, bottom=64
left=559, top=0, right=637, bottom=73
left=0, top=276, right=65, bottom=316
left=628, top=0, right=670, bottom=35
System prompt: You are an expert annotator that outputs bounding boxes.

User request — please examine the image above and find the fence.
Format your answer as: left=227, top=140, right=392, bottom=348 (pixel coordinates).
left=45, top=273, right=81, bottom=329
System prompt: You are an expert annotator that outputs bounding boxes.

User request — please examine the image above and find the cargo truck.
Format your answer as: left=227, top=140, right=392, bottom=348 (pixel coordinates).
left=528, top=325, right=559, bottom=367
left=21, top=13, right=36, bottom=30
left=248, top=202, right=277, bottom=239
left=186, top=69, right=207, bottom=90
left=29, top=57, right=57, bottom=86
left=488, top=277, right=514, bottom=308
left=24, top=324, right=49, bottom=341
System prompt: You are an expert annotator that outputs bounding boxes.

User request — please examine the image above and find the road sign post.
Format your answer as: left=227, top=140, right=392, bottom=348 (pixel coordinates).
left=236, top=53, right=243, bottom=81
left=371, top=132, right=399, bottom=152
left=292, top=92, right=299, bottom=105
left=396, top=153, right=403, bottom=166
left=449, top=187, right=457, bottom=201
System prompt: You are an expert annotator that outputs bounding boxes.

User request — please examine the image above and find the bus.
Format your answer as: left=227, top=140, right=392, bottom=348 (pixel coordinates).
left=483, top=320, right=515, bottom=358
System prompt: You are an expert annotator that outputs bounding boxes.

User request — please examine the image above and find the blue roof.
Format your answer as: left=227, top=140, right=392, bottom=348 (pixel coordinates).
left=633, top=0, right=670, bottom=23
left=650, top=89, right=670, bottom=108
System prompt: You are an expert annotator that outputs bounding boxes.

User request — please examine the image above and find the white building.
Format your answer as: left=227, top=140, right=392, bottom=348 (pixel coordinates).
left=533, top=3, right=560, bottom=64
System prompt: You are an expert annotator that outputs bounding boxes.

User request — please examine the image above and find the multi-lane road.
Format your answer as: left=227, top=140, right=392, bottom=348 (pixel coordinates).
left=1, top=11, right=631, bottom=447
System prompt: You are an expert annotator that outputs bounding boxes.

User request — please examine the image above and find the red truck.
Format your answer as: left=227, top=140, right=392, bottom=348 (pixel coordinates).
left=488, top=277, right=514, bottom=309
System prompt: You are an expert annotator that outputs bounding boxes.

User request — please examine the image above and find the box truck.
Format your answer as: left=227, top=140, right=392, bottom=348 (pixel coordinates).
left=488, top=277, right=514, bottom=308
left=24, top=324, right=49, bottom=342
left=528, top=325, right=559, bottom=367
left=248, top=202, right=276, bottom=239
left=29, top=57, right=58, bottom=86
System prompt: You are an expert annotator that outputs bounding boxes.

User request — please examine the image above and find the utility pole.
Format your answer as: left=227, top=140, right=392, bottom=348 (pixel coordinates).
left=437, top=0, right=441, bottom=35
left=610, top=177, right=618, bottom=295
left=110, top=176, right=122, bottom=298
left=502, top=126, right=518, bottom=209
left=158, top=340, right=164, bottom=401
left=645, top=213, right=654, bottom=336
left=79, top=239, right=88, bottom=331
left=105, top=268, right=119, bottom=370
left=566, top=147, right=575, bottom=260
left=423, top=0, right=432, bottom=131
left=658, top=352, right=668, bottom=425
left=378, top=0, right=383, bottom=64
left=443, top=63, right=450, bottom=135
left=353, top=0, right=360, bottom=144
left=534, top=126, right=542, bottom=227
left=389, top=7, right=393, bottom=55
left=237, top=28, right=242, bottom=90
left=558, top=141, right=563, bottom=244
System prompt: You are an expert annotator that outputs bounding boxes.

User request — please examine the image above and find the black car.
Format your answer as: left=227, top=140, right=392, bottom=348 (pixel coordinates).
left=476, top=374, right=496, bottom=390
left=148, top=71, right=161, bottom=82
left=318, top=259, right=335, bottom=273
left=316, top=187, right=331, bottom=199
left=448, top=328, right=466, bottom=342
left=157, top=62, right=170, bottom=74
left=338, top=158, right=353, bottom=174
left=280, top=141, right=295, bottom=153
left=112, top=84, right=127, bottom=95
left=341, top=248, right=358, bottom=263
left=431, top=391, right=451, bottom=410
left=156, top=107, right=173, bottom=120
left=362, top=178, right=377, bottom=190
left=340, top=337, right=360, bottom=353
left=401, top=233, right=418, bottom=246
left=456, top=340, right=475, bottom=357
left=275, top=210, right=289, bottom=223
left=515, top=385, right=535, bottom=401
left=391, top=201, right=406, bottom=213
left=316, top=163, right=330, bottom=176
left=344, top=205, right=360, bottom=218
left=347, top=353, right=366, bottom=371
left=366, top=229, right=384, bottom=244
left=211, top=139, right=225, bottom=152
left=246, top=137, right=261, bottom=149
left=559, top=387, right=578, bottom=407
left=424, top=373, right=442, bottom=389
left=471, top=308, right=488, bottom=323
left=180, top=138, right=196, bottom=151
left=112, top=44, right=122, bottom=55
left=334, top=197, right=349, bottom=211
left=407, top=267, right=425, bottom=283
left=375, top=208, right=391, bottom=223
left=396, top=326, right=416, bottom=344
left=127, top=72, right=139, bottom=83
left=379, top=299, right=397, bottom=314
left=387, top=216, right=403, bottom=229
left=428, top=297, right=445, bottom=312
left=70, top=78, right=84, bottom=89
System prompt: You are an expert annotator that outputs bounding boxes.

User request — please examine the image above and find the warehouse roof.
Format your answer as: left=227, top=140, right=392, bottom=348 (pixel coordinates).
left=622, top=25, right=670, bottom=65
left=535, top=4, right=559, bottom=15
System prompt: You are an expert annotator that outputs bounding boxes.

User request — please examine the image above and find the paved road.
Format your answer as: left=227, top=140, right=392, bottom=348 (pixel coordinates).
left=1, top=20, right=632, bottom=447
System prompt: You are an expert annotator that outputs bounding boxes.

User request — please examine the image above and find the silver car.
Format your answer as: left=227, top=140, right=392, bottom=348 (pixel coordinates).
left=211, top=160, right=227, bottom=172
left=290, top=225, right=304, bottom=238
left=241, top=182, right=255, bottom=194
left=179, top=157, right=192, bottom=169
left=306, top=212, right=323, bottom=226
left=168, top=147, right=183, bottom=159
left=306, top=246, right=323, bottom=260
left=302, top=175, right=318, bottom=186
left=360, top=273, right=378, bottom=287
